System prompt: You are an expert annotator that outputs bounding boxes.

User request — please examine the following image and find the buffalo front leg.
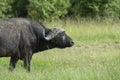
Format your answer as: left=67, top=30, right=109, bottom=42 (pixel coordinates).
left=9, top=56, right=19, bottom=71
left=23, top=49, right=32, bottom=72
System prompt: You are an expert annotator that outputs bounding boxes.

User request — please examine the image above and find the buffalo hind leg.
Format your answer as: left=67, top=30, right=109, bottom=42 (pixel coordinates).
left=9, top=56, right=19, bottom=71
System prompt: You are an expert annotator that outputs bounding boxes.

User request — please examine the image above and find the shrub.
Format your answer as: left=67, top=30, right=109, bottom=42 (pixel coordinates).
left=11, top=0, right=29, bottom=17
left=69, top=0, right=120, bottom=19
left=0, top=0, right=13, bottom=18
left=28, top=0, right=71, bottom=20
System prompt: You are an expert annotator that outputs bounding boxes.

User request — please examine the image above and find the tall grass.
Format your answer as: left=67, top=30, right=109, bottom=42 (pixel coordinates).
left=0, top=19, right=120, bottom=80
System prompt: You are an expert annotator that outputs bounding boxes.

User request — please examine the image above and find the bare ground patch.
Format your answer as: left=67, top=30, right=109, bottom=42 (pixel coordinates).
left=73, top=42, right=120, bottom=50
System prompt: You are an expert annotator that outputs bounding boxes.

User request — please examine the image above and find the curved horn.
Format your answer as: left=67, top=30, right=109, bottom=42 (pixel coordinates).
left=44, top=28, right=64, bottom=40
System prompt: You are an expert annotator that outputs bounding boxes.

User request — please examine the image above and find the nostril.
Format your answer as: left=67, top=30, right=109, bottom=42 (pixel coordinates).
left=71, top=41, right=74, bottom=45
left=67, top=41, right=74, bottom=47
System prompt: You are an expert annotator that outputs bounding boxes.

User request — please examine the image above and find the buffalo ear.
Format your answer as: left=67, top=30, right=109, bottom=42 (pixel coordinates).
left=44, top=28, right=64, bottom=40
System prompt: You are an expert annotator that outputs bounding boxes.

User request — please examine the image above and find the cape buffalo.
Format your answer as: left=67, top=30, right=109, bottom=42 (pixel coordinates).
left=0, top=18, right=74, bottom=72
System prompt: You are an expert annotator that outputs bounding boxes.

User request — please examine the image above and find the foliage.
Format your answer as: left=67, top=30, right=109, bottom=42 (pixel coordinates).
left=11, top=0, right=29, bottom=17
left=69, top=0, right=120, bottom=19
left=0, top=0, right=120, bottom=20
left=105, top=0, right=120, bottom=19
left=28, top=0, right=71, bottom=20
left=0, top=0, right=13, bottom=18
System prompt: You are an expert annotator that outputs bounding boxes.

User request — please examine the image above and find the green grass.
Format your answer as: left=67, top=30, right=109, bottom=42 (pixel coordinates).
left=0, top=19, right=120, bottom=80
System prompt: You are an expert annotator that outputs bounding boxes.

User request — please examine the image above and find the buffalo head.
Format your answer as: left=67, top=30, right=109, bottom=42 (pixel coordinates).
left=44, top=28, right=74, bottom=48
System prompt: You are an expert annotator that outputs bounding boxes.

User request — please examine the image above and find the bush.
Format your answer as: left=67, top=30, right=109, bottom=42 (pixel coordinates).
left=105, top=0, right=120, bottom=19
left=69, top=0, right=120, bottom=19
left=28, top=0, right=71, bottom=20
left=0, top=0, right=13, bottom=18
left=11, top=0, right=29, bottom=17
left=0, top=0, right=119, bottom=20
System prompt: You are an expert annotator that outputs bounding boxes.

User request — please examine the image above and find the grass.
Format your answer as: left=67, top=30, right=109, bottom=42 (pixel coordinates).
left=0, top=19, right=120, bottom=80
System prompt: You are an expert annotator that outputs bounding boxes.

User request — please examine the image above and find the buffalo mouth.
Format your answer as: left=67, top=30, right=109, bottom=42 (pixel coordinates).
left=66, top=41, right=74, bottom=47
left=57, top=41, right=74, bottom=48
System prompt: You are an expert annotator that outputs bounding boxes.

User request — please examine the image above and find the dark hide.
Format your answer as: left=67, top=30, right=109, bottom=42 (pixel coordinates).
left=0, top=18, right=74, bottom=72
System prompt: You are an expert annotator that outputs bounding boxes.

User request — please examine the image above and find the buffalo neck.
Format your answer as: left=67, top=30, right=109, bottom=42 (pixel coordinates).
left=34, top=38, right=55, bottom=53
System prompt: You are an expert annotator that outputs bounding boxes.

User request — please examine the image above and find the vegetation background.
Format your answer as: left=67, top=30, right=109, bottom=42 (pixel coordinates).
left=0, top=0, right=120, bottom=20
left=0, top=0, right=120, bottom=80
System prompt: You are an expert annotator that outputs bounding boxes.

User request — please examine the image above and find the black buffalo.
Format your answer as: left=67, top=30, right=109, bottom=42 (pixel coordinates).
left=0, top=18, right=74, bottom=71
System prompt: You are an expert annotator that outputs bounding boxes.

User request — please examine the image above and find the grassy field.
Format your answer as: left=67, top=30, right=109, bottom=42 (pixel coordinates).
left=0, top=19, right=120, bottom=80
